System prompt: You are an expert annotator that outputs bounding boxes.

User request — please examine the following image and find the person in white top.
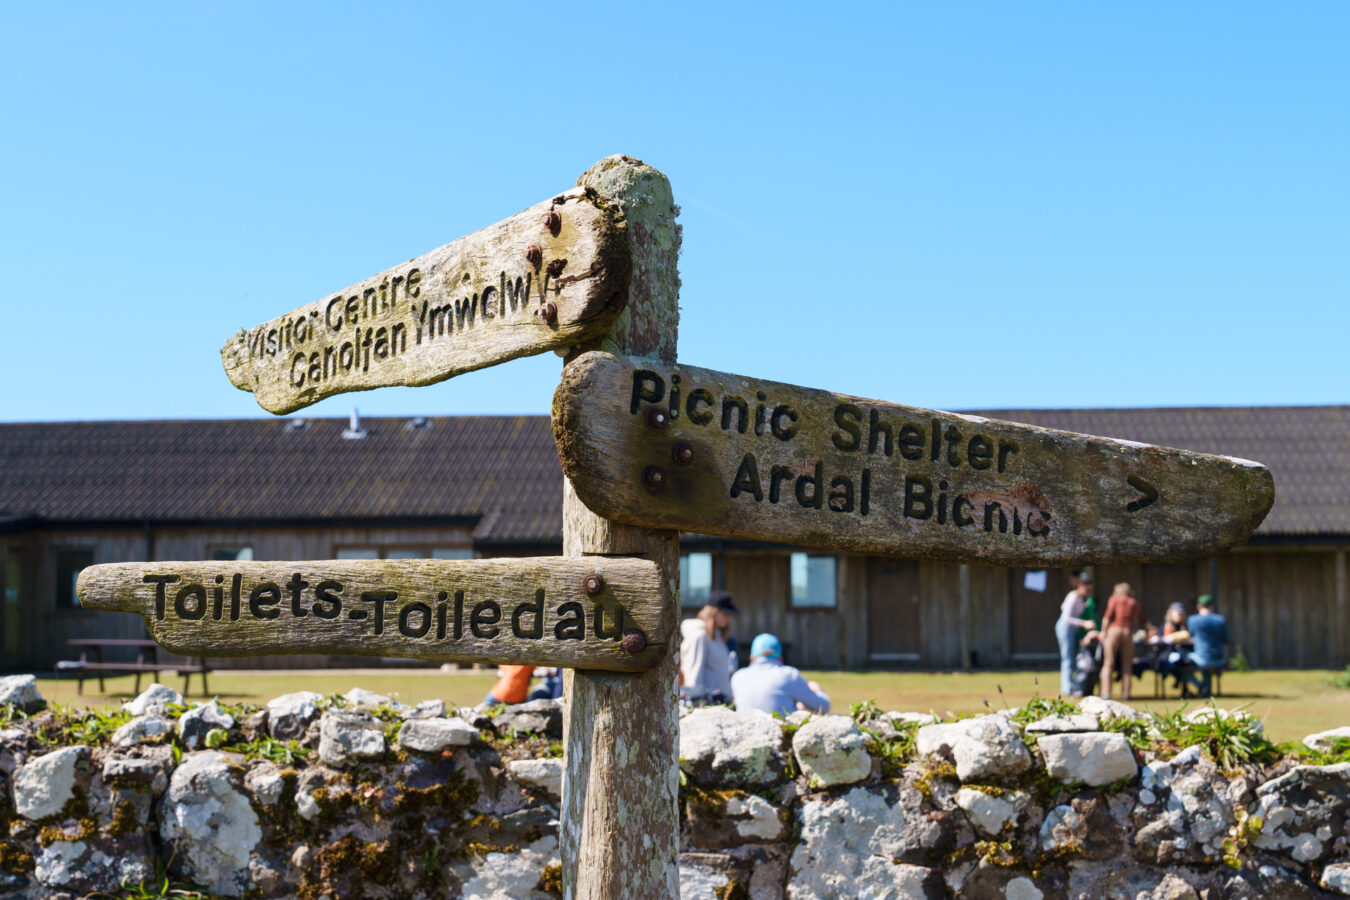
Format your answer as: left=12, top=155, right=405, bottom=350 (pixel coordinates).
left=679, top=591, right=737, bottom=704
left=1056, top=573, right=1095, bottom=696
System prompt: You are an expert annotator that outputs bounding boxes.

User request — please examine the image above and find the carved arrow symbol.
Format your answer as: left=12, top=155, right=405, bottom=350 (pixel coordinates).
left=1126, top=475, right=1159, bottom=513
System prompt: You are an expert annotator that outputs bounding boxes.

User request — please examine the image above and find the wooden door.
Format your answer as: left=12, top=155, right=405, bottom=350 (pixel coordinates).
left=1009, top=568, right=1070, bottom=660
left=1141, top=563, right=1198, bottom=627
left=867, top=558, right=921, bottom=662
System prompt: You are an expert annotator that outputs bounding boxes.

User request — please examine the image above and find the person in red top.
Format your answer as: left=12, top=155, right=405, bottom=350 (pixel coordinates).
left=1098, top=582, right=1147, bottom=701
left=483, top=665, right=534, bottom=707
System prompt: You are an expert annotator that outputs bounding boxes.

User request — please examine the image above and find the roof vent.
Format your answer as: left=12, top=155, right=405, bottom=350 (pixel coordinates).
left=342, top=408, right=367, bottom=440
left=405, top=416, right=432, bottom=431
left=284, top=418, right=310, bottom=433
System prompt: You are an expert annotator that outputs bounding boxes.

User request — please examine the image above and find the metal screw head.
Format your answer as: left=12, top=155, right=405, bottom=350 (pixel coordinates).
left=534, top=301, right=557, bottom=324
left=525, top=244, right=543, bottom=267
left=544, top=210, right=562, bottom=236
left=645, top=408, right=668, bottom=430
left=621, top=630, right=647, bottom=654
left=546, top=258, right=566, bottom=277
left=582, top=573, right=605, bottom=596
left=642, top=466, right=665, bottom=492
left=673, top=442, right=694, bottom=465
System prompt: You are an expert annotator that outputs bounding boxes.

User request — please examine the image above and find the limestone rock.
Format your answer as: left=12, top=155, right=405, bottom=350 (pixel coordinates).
left=33, top=839, right=154, bottom=895
left=111, top=713, right=174, bottom=748
left=245, top=762, right=286, bottom=807
left=402, top=698, right=446, bottom=719
left=1304, top=726, right=1350, bottom=753
left=265, top=690, right=323, bottom=740
left=789, top=785, right=949, bottom=899
left=397, top=716, right=478, bottom=753
left=492, top=699, right=563, bottom=738
left=915, top=715, right=1031, bottom=781
left=178, top=700, right=235, bottom=750
left=343, top=687, right=401, bottom=710
left=122, top=682, right=182, bottom=715
left=679, top=706, right=787, bottom=789
left=0, top=674, right=43, bottom=712
left=14, top=746, right=88, bottom=820
left=1024, top=713, right=1100, bottom=734
left=1039, top=795, right=1124, bottom=860
left=506, top=758, right=564, bottom=800
left=102, top=757, right=167, bottom=796
left=685, top=791, right=785, bottom=849
left=885, top=711, right=938, bottom=727
left=461, top=835, right=559, bottom=900
left=792, top=715, right=872, bottom=788
left=1321, top=862, right=1350, bottom=894
left=1253, top=763, right=1350, bottom=864
left=159, top=751, right=262, bottom=897
left=1222, top=863, right=1327, bottom=899
left=1079, top=695, right=1149, bottom=722
left=1135, top=746, right=1236, bottom=863
left=1039, top=732, right=1137, bottom=786
left=317, top=710, right=386, bottom=767
left=955, top=787, right=1026, bottom=838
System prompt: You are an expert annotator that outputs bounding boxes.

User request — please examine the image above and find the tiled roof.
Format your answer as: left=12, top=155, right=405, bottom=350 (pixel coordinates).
left=1, top=406, right=1346, bottom=542
left=0, top=416, right=563, bottom=546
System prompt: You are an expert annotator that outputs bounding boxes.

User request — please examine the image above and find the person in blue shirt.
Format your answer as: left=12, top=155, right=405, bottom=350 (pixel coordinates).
left=730, top=633, right=831, bottom=716
left=1185, top=594, right=1229, bottom=697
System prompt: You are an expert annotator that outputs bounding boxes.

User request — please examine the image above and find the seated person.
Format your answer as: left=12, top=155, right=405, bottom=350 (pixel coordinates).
left=730, top=633, right=830, bottom=716
left=1184, top=595, right=1229, bottom=696
left=1161, top=602, right=1190, bottom=643
left=481, top=664, right=534, bottom=707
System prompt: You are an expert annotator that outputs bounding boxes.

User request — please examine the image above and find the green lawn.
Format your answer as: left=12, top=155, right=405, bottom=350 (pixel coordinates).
left=32, top=667, right=1350, bottom=745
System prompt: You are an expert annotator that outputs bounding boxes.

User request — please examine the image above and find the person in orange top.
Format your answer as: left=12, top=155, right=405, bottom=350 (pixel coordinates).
left=1098, top=582, right=1147, bottom=701
left=483, top=665, right=534, bottom=707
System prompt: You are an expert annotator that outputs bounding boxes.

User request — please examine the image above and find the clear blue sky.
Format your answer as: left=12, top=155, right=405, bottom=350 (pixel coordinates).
left=3, top=3, right=1345, bottom=423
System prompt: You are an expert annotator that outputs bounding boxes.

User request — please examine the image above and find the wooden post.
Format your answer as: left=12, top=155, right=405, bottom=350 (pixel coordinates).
left=560, top=156, right=682, bottom=900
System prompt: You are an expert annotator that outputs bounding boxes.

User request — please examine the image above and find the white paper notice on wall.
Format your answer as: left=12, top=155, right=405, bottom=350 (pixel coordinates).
left=1023, top=570, right=1048, bottom=592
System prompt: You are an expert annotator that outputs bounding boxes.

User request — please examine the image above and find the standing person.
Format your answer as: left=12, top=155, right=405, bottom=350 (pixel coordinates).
left=730, top=633, right=831, bottom=716
left=1098, top=583, right=1146, bottom=700
left=1185, top=595, right=1230, bottom=697
left=1056, top=573, right=1095, bottom=696
left=679, top=591, right=736, bottom=705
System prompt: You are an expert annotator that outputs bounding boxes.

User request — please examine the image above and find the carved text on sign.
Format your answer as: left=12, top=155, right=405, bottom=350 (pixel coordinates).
left=223, top=188, right=629, bottom=414
left=553, top=352, right=1275, bottom=566
left=77, top=557, right=670, bottom=672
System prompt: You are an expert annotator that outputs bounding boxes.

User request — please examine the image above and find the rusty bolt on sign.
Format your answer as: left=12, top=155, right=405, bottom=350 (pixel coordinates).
left=547, top=258, right=567, bottom=277
left=672, top=442, right=694, bottom=465
left=544, top=210, right=562, bottom=236
left=534, top=301, right=557, bottom=324
left=582, top=573, right=606, bottom=596
left=621, top=630, right=647, bottom=654
left=645, top=408, right=668, bottom=430
left=525, top=244, right=543, bottom=267
left=642, top=466, right=665, bottom=493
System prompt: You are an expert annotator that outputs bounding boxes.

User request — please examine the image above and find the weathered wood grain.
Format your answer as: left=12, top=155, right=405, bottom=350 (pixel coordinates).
left=76, top=557, right=668, bottom=672
left=560, top=157, right=682, bottom=900
left=554, top=352, right=1276, bottom=566
left=222, top=187, right=629, bottom=414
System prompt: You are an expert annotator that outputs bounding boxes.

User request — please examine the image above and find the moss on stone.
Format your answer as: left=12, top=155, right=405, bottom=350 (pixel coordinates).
left=107, top=800, right=140, bottom=837
left=714, top=880, right=749, bottom=900
left=537, top=863, right=563, bottom=898
left=0, top=841, right=33, bottom=874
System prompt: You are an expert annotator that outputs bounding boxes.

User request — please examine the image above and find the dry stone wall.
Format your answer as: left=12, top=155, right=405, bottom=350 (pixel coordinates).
left=4, top=674, right=1350, bottom=899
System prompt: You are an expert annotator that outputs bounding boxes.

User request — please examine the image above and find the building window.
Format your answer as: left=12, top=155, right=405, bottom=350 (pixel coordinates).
left=335, top=547, right=473, bottom=560
left=790, top=553, right=836, bottom=608
left=210, top=546, right=254, bottom=561
left=681, top=553, right=713, bottom=607
left=56, top=548, right=95, bottom=609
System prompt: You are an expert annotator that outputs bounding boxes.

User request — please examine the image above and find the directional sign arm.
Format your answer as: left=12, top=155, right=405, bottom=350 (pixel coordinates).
left=77, top=557, right=670, bottom=672
left=553, top=352, right=1275, bottom=567
left=222, top=188, right=630, bottom=415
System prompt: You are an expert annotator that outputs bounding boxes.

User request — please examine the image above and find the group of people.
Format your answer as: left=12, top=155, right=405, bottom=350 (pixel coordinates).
left=678, top=590, right=832, bottom=715
left=477, top=589, right=832, bottom=717
left=1056, top=572, right=1230, bottom=700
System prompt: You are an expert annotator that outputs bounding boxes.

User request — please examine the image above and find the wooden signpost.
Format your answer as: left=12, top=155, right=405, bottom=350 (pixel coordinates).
left=77, top=154, right=1276, bottom=900
left=221, top=187, right=629, bottom=414
left=553, top=352, right=1275, bottom=565
left=76, top=557, right=670, bottom=672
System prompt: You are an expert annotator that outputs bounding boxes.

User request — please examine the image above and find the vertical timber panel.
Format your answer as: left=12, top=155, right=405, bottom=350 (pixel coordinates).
left=561, top=156, right=681, bottom=900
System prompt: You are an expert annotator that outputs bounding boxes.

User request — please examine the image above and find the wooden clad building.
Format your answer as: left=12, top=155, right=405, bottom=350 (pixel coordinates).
left=2, top=407, right=1347, bottom=672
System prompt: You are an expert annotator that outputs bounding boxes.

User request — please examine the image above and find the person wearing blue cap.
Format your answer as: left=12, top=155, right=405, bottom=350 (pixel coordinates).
left=730, top=633, right=831, bottom=716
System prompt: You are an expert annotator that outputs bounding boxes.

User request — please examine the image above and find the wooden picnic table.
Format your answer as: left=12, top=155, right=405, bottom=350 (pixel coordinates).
left=61, top=638, right=210, bottom=697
